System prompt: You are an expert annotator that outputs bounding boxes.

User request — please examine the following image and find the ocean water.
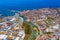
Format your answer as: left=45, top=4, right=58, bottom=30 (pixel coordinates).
left=0, top=0, right=60, bottom=16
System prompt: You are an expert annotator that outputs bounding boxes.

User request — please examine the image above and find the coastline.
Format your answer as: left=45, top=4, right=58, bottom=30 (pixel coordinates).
left=0, top=7, right=60, bottom=17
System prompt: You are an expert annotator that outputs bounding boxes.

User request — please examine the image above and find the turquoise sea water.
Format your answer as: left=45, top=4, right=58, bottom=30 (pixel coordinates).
left=0, top=0, right=60, bottom=16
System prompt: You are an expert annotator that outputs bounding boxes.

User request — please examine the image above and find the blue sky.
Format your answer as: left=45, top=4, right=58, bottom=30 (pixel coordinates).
left=0, top=0, right=60, bottom=10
